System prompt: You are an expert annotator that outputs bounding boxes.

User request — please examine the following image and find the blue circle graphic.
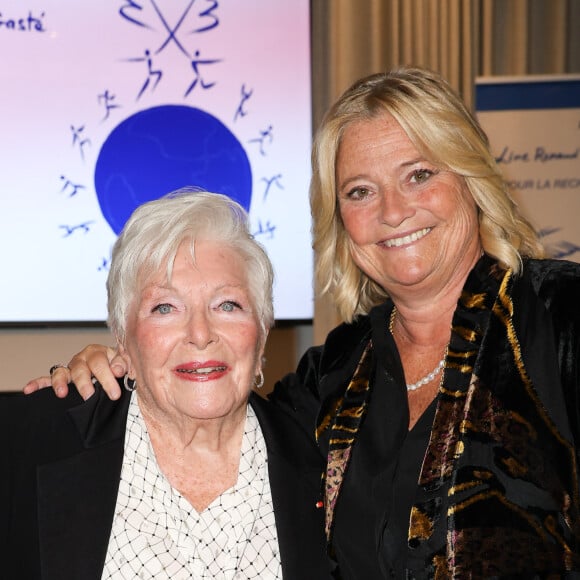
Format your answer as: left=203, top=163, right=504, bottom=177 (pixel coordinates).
left=94, top=105, right=252, bottom=234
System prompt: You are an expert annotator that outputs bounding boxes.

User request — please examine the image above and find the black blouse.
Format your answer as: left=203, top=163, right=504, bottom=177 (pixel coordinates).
left=379, top=398, right=437, bottom=578
left=328, top=304, right=440, bottom=580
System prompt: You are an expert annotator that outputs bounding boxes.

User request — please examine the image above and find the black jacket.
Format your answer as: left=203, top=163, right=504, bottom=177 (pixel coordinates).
left=0, top=384, right=331, bottom=579
left=271, top=257, right=580, bottom=578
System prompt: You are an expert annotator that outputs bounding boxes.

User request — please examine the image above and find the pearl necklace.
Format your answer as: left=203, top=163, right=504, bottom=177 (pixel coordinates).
left=404, top=357, right=446, bottom=391
left=389, top=307, right=447, bottom=392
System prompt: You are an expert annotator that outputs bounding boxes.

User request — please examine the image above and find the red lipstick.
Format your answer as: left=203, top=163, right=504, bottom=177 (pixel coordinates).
left=173, top=360, right=229, bottom=382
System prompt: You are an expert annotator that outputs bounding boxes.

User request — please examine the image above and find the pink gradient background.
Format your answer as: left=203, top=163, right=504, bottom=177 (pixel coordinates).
left=0, top=1, right=312, bottom=322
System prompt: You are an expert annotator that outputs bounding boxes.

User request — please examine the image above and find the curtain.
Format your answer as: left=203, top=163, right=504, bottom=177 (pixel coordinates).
left=310, top=0, right=580, bottom=343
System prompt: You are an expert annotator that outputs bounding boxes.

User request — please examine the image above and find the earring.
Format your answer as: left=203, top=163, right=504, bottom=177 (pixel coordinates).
left=124, top=375, right=137, bottom=392
left=254, top=370, right=264, bottom=389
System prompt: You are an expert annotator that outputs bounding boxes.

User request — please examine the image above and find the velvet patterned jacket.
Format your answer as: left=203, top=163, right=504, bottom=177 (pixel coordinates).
left=272, top=256, right=580, bottom=579
left=0, top=384, right=331, bottom=580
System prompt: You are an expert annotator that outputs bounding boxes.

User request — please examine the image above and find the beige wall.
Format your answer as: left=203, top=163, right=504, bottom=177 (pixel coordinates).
left=0, top=327, right=112, bottom=392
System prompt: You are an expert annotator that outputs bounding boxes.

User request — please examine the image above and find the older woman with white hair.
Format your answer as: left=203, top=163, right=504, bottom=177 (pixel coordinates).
left=0, top=190, right=330, bottom=579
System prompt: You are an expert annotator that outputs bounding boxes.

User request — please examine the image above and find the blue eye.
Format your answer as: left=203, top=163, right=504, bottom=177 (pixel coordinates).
left=153, top=303, right=173, bottom=314
left=220, top=301, right=240, bottom=312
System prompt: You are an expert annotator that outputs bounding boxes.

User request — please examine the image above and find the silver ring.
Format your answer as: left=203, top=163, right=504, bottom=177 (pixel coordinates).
left=49, top=363, right=69, bottom=376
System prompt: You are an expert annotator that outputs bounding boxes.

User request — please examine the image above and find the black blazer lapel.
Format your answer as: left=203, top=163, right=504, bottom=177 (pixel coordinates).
left=37, top=384, right=130, bottom=580
left=250, top=393, right=331, bottom=579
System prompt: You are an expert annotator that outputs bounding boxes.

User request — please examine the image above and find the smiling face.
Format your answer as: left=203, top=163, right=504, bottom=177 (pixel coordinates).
left=336, top=112, right=482, bottom=298
left=121, top=239, right=265, bottom=425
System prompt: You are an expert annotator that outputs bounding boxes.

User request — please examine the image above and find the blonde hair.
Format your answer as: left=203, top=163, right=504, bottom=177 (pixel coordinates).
left=107, top=188, right=274, bottom=343
left=311, top=66, right=543, bottom=322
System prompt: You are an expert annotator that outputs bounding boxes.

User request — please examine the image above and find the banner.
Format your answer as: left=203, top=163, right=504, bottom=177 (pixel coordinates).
left=476, top=75, right=580, bottom=262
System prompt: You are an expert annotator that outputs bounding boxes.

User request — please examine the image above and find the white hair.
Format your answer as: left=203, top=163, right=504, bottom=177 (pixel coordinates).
left=107, top=188, right=275, bottom=343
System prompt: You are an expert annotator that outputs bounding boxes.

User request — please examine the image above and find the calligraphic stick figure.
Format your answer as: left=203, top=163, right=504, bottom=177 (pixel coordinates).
left=254, top=220, right=276, bottom=240
left=184, top=50, right=221, bottom=97
left=98, top=90, right=121, bottom=122
left=261, top=174, right=283, bottom=200
left=249, top=125, right=273, bottom=156
left=234, top=84, right=253, bottom=121
left=131, top=49, right=162, bottom=100
left=70, top=125, right=91, bottom=161
left=59, top=221, right=94, bottom=237
left=60, top=175, right=86, bottom=197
